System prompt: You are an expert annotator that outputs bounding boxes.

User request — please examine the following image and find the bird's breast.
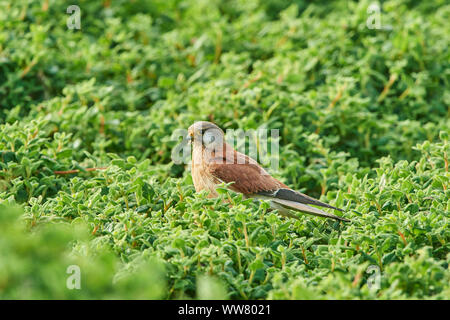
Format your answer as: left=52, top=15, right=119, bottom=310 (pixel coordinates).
left=191, top=146, right=219, bottom=198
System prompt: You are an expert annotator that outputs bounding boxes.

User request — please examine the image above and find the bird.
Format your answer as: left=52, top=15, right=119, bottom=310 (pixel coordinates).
left=187, top=121, right=350, bottom=222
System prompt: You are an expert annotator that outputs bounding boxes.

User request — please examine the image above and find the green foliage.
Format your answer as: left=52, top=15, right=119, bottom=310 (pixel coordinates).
left=0, top=0, right=449, bottom=299
left=0, top=205, right=165, bottom=299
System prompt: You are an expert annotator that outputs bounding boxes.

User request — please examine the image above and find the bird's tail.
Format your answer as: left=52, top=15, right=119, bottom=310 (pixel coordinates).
left=271, top=198, right=350, bottom=222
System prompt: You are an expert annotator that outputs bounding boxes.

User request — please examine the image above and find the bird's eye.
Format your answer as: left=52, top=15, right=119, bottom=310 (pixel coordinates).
left=202, top=129, right=222, bottom=147
left=202, top=130, right=215, bottom=144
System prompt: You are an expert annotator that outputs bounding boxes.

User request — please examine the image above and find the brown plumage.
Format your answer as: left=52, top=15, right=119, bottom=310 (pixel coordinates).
left=188, top=121, right=350, bottom=222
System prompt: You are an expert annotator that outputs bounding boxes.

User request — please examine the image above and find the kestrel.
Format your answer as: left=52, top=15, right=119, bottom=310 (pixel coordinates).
left=187, top=121, right=350, bottom=222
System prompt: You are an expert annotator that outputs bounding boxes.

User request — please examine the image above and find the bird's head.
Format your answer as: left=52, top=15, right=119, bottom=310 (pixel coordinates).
left=188, top=121, right=225, bottom=149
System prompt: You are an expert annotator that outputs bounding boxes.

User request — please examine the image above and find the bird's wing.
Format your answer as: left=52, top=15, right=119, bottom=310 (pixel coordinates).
left=209, top=160, right=284, bottom=194
left=207, top=143, right=283, bottom=194
left=208, top=147, right=349, bottom=222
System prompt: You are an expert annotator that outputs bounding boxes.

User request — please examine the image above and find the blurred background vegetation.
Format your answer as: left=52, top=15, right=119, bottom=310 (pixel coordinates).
left=0, top=0, right=448, bottom=299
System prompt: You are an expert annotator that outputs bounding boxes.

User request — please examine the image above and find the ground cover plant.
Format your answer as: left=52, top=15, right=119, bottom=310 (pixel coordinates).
left=0, top=0, right=448, bottom=299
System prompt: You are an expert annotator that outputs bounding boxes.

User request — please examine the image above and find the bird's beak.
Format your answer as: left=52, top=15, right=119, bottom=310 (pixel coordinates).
left=187, top=128, right=194, bottom=143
